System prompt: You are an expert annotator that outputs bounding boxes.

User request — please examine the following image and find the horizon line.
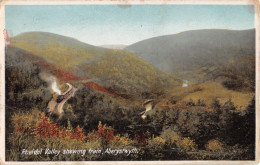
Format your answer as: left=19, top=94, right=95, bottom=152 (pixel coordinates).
left=8, top=27, right=255, bottom=46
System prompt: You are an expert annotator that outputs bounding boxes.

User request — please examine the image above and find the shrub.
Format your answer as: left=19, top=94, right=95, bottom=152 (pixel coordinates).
left=108, top=133, right=135, bottom=148
left=222, top=79, right=241, bottom=90
left=160, top=129, right=197, bottom=151
left=36, top=114, right=60, bottom=138
left=160, top=129, right=181, bottom=147
left=7, top=110, right=86, bottom=160
left=147, top=136, right=166, bottom=150
left=186, top=99, right=195, bottom=106
left=134, top=132, right=149, bottom=146
left=177, top=137, right=197, bottom=151
left=96, top=121, right=116, bottom=142
left=205, top=139, right=225, bottom=152
left=211, top=98, right=221, bottom=110
left=35, top=115, right=86, bottom=142
left=197, top=99, right=206, bottom=107
left=144, top=136, right=166, bottom=159
left=10, top=109, right=42, bottom=135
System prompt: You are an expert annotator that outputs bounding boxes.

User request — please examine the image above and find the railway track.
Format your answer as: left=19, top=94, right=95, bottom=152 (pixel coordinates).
left=47, top=83, right=77, bottom=117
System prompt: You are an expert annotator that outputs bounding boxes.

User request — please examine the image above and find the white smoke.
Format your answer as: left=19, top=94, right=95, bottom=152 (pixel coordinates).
left=40, top=73, right=62, bottom=95
left=50, top=79, right=61, bottom=95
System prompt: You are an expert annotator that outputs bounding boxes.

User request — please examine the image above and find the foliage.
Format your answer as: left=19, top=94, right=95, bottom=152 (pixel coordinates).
left=86, top=121, right=117, bottom=145
left=5, top=46, right=52, bottom=111
left=66, top=86, right=150, bottom=137
left=134, top=132, right=149, bottom=147
left=186, top=99, right=195, bottom=106
left=36, top=115, right=86, bottom=142
left=205, top=139, right=225, bottom=152
left=160, top=129, right=197, bottom=151
left=6, top=96, right=255, bottom=161
left=211, top=97, right=221, bottom=110
left=178, top=137, right=197, bottom=151
left=221, top=56, right=255, bottom=92
left=11, top=109, right=42, bottom=135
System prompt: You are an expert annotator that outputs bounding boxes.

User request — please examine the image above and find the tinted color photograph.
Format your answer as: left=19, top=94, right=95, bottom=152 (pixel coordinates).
left=4, top=3, right=256, bottom=161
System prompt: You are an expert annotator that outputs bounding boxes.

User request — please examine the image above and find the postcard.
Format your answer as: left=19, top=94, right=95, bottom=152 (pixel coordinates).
left=0, top=0, right=259, bottom=164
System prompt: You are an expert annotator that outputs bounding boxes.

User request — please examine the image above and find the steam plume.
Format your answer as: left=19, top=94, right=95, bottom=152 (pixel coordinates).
left=40, top=73, right=62, bottom=95
left=49, top=78, right=61, bottom=95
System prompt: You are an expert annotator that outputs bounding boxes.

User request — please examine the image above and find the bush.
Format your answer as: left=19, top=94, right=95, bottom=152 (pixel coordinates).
left=10, top=109, right=42, bottom=135
left=160, top=129, right=197, bottom=151
left=211, top=98, right=221, bottom=111
left=205, top=139, right=225, bottom=152
left=147, top=136, right=166, bottom=150
left=35, top=114, right=86, bottom=142
left=96, top=121, right=116, bottom=142
left=222, top=79, right=241, bottom=90
left=109, top=134, right=134, bottom=148
left=160, top=129, right=181, bottom=147
left=6, top=110, right=93, bottom=161
left=143, top=136, right=166, bottom=159
left=186, top=99, right=195, bottom=106
left=177, top=137, right=197, bottom=151
left=197, top=99, right=206, bottom=106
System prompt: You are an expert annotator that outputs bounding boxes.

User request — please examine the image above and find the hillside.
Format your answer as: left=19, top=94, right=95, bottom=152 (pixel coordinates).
left=6, top=45, right=120, bottom=96
left=158, top=81, right=254, bottom=110
left=10, top=32, right=181, bottom=97
left=124, top=29, right=255, bottom=83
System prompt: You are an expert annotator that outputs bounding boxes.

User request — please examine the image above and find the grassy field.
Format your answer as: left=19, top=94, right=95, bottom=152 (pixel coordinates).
left=161, top=81, right=254, bottom=109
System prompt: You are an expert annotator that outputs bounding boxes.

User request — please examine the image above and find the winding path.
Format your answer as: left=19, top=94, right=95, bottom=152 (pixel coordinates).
left=47, top=83, right=77, bottom=117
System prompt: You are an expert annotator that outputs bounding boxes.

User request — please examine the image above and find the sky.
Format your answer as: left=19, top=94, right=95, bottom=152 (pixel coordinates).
left=5, top=5, right=255, bottom=46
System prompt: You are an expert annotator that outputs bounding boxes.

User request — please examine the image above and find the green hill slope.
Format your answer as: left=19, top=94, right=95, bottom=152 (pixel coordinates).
left=125, top=29, right=255, bottom=84
left=10, top=32, right=181, bottom=97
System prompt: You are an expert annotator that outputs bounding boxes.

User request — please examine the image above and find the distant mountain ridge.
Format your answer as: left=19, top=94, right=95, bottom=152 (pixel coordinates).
left=124, top=29, right=255, bottom=82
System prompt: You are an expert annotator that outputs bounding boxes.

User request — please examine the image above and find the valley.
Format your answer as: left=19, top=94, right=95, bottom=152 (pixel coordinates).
left=5, top=29, right=255, bottom=161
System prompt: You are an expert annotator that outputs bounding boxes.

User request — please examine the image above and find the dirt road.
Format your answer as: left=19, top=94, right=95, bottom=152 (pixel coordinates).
left=47, top=83, right=77, bottom=117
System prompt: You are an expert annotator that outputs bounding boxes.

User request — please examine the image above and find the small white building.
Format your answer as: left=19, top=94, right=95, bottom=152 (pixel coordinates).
left=182, top=80, right=189, bottom=87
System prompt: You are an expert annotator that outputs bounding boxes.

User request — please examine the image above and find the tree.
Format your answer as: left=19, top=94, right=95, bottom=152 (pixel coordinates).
left=237, top=97, right=255, bottom=147
left=197, top=99, right=206, bottom=107
left=186, top=99, right=195, bottom=106
left=217, top=99, right=237, bottom=145
left=211, top=98, right=221, bottom=111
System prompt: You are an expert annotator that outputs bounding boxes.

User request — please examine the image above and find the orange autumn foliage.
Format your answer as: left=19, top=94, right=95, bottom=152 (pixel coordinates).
left=35, top=114, right=86, bottom=142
